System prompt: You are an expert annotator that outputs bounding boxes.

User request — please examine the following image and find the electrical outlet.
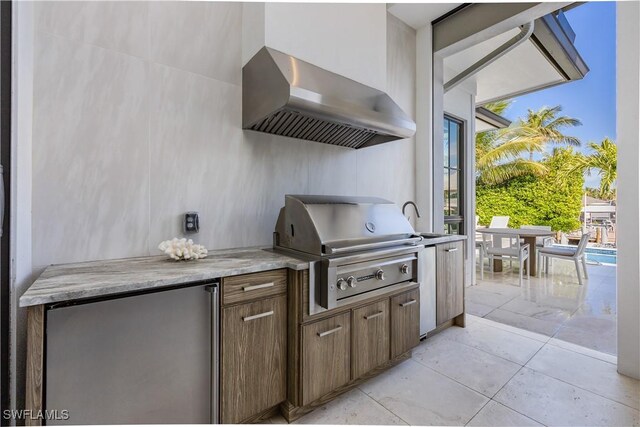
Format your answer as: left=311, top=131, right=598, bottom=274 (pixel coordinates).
left=184, top=212, right=199, bottom=233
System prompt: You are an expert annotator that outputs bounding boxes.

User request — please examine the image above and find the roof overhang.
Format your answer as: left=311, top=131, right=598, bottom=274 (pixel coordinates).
left=435, top=4, right=589, bottom=105
left=529, top=12, right=590, bottom=82
left=475, top=106, right=512, bottom=132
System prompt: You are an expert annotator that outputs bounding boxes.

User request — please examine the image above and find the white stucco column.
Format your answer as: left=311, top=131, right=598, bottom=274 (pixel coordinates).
left=616, top=0, right=640, bottom=380
left=415, top=25, right=433, bottom=233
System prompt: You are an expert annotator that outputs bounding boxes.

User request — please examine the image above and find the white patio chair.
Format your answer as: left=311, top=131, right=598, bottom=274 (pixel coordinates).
left=484, top=216, right=513, bottom=249
left=537, top=233, right=590, bottom=285
left=489, top=216, right=510, bottom=228
left=488, top=216, right=515, bottom=268
left=520, top=225, right=554, bottom=273
left=484, top=232, right=530, bottom=287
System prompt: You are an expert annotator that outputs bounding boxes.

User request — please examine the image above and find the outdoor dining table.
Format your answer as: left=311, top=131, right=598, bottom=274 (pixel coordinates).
left=476, top=227, right=556, bottom=276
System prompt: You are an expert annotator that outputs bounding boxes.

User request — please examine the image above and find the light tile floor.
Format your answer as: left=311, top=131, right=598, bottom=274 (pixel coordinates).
left=469, top=259, right=618, bottom=355
left=266, top=315, right=639, bottom=426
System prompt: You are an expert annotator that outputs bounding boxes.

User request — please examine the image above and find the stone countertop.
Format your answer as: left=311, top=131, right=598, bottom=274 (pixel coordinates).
left=19, top=247, right=309, bottom=307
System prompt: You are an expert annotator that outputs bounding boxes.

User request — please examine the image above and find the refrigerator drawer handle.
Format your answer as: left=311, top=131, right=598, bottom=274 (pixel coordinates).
left=317, top=325, right=342, bottom=337
left=400, top=299, right=417, bottom=307
left=364, top=311, right=384, bottom=320
left=243, top=310, right=274, bottom=322
left=243, top=282, right=275, bottom=292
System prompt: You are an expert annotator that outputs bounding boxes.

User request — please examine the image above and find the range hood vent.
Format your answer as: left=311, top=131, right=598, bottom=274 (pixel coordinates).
left=242, top=47, right=416, bottom=149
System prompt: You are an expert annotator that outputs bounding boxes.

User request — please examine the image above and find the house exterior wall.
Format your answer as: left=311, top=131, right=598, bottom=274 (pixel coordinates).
left=443, top=80, right=477, bottom=287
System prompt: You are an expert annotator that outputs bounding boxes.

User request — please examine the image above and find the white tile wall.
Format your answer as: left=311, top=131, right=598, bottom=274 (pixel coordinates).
left=149, top=2, right=242, bottom=85
left=31, top=2, right=417, bottom=269
left=32, top=31, right=150, bottom=267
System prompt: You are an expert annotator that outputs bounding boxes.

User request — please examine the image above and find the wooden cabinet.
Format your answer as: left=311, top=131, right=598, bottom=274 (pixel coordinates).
left=301, top=312, right=351, bottom=405
left=283, top=271, right=421, bottom=422
left=221, top=293, right=287, bottom=423
left=390, top=289, right=420, bottom=358
left=352, top=300, right=390, bottom=379
left=222, top=269, right=287, bottom=305
left=436, top=241, right=465, bottom=326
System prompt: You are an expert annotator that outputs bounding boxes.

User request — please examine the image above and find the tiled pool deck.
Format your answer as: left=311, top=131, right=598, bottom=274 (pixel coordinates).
left=469, top=259, right=617, bottom=355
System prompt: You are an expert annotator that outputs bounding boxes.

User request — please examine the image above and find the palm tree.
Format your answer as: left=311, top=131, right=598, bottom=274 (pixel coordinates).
left=475, top=104, right=583, bottom=185
left=508, top=105, right=582, bottom=160
left=476, top=101, right=547, bottom=185
left=562, top=138, right=617, bottom=199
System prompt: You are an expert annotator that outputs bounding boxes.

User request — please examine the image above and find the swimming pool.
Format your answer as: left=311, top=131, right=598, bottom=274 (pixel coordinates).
left=553, top=245, right=617, bottom=265
left=585, top=247, right=617, bottom=265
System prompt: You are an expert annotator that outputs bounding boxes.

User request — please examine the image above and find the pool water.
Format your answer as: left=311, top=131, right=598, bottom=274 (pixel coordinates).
left=585, top=247, right=617, bottom=265
left=553, top=245, right=617, bottom=265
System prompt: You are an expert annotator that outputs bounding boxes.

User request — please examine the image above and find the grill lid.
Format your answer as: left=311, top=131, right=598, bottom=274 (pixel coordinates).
left=274, top=195, right=417, bottom=256
left=243, top=47, right=416, bottom=149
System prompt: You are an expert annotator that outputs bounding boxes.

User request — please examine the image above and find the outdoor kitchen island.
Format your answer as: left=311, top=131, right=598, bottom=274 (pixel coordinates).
left=20, top=237, right=465, bottom=425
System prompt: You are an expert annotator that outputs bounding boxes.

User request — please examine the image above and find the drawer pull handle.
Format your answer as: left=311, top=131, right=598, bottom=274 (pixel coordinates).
left=317, top=325, right=342, bottom=337
left=400, top=299, right=417, bottom=307
left=364, top=311, right=384, bottom=320
left=243, top=282, right=274, bottom=292
left=243, top=310, right=274, bottom=322
left=445, top=248, right=459, bottom=253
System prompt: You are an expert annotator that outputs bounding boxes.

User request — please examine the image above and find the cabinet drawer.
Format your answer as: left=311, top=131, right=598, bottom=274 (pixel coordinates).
left=390, top=289, right=420, bottom=358
left=221, top=295, right=287, bottom=423
left=352, top=299, right=390, bottom=379
left=302, top=312, right=351, bottom=405
left=222, top=269, right=287, bottom=305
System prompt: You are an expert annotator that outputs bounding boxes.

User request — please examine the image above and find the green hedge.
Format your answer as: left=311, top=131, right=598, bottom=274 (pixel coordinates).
left=476, top=150, right=584, bottom=233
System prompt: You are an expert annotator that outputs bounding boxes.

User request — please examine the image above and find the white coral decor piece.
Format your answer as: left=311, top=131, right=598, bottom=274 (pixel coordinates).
left=158, top=238, right=208, bottom=261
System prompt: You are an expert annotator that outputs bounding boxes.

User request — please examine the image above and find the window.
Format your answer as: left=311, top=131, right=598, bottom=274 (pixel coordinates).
left=444, top=115, right=464, bottom=235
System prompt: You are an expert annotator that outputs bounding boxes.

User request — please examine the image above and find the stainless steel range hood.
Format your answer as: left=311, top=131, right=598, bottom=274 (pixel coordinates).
left=242, top=47, right=416, bottom=149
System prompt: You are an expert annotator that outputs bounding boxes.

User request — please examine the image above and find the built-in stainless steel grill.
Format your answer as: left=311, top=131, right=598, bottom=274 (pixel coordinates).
left=274, top=195, right=423, bottom=313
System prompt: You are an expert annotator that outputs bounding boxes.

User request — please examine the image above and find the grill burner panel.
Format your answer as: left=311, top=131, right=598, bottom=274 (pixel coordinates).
left=323, top=254, right=416, bottom=309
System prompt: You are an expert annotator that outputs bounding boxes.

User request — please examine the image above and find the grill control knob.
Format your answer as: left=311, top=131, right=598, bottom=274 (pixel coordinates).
left=400, top=264, right=410, bottom=274
left=347, top=276, right=357, bottom=288
left=375, top=269, right=385, bottom=281
left=337, top=278, right=348, bottom=291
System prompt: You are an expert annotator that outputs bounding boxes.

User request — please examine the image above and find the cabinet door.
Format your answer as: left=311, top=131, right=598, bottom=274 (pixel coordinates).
left=436, top=241, right=464, bottom=325
left=352, top=300, right=390, bottom=379
left=221, top=295, right=287, bottom=423
left=390, top=289, right=420, bottom=358
left=302, top=312, right=351, bottom=405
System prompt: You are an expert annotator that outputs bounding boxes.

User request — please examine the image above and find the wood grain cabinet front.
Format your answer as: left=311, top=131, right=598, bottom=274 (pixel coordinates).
left=221, top=295, right=287, bottom=424
left=222, top=269, right=287, bottom=305
left=301, top=312, right=351, bottom=405
left=390, top=289, right=420, bottom=358
left=351, top=300, right=390, bottom=379
left=436, top=241, right=465, bottom=326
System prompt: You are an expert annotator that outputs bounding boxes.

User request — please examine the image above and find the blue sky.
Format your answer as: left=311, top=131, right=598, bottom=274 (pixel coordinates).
left=502, top=2, right=616, bottom=188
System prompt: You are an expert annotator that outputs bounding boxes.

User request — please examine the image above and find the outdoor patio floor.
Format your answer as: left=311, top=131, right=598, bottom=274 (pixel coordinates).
left=266, top=315, right=639, bottom=426
left=469, top=259, right=617, bottom=355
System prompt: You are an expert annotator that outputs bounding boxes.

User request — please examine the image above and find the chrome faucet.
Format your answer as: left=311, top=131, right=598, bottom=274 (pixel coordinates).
left=402, top=201, right=421, bottom=218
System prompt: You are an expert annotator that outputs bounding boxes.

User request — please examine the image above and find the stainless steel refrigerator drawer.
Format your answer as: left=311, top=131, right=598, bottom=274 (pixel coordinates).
left=45, top=283, right=217, bottom=425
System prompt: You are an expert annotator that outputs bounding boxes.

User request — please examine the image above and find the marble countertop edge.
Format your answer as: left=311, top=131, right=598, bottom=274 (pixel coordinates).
left=20, top=247, right=309, bottom=308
